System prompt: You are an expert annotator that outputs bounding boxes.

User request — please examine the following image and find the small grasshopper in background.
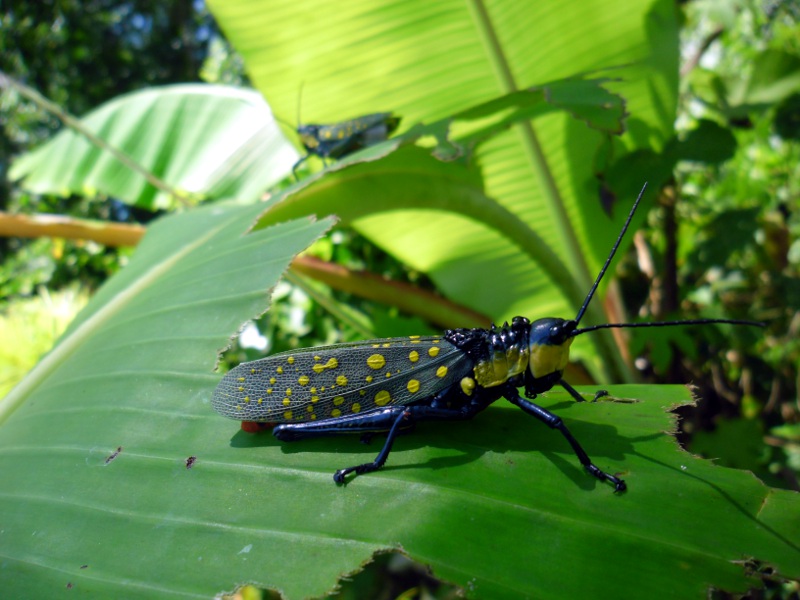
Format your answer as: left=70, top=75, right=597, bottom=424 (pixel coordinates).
left=291, top=112, right=401, bottom=176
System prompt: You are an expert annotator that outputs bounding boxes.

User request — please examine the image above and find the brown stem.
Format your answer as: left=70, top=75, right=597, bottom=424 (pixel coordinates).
left=0, top=211, right=491, bottom=330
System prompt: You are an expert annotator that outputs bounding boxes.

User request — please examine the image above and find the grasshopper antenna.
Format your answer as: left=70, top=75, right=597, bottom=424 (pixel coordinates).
left=571, top=182, right=765, bottom=335
left=296, top=81, right=305, bottom=129
left=573, top=183, right=648, bottom=326
left=574, top=318, right=766, bottom=335
left=272, top=113, right=296, bottom=131
left=270, top=82, right=307, bottom=132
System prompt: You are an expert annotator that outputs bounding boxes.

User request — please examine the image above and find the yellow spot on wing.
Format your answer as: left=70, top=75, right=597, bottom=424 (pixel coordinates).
left=367, top=354, right=386, bottom=370
left=407, top=379, right=420, bottom=393
left=409, top=351, right=419, bottom=362
left=287, top=356, right=295, bottom=364
left=282, top=398, right=290, bottom=406
left=277, top=366, right=283, bottom=374
left=375, top=390, right=391, bottom=406
left=298, top=376, right=310, bottom=386
left=428, top=346, right=440, bottom=357
left=333, top=396, right=345, bottom=406
left=270, top=377, right=276, bottom=384
left=436, top=366, right=448, bottom=378
left=352, top=403, right=361, bottom=413
left=313, top=357, right=339, bottom=374
left=331, top=408, right=341, bottom=417
left=336, top=375, right=348, bottom=386
left=284, top=411, right=292, bottom=420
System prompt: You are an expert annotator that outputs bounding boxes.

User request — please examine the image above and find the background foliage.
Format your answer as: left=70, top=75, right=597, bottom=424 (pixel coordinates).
left=1, top=0, right=799, bottom=598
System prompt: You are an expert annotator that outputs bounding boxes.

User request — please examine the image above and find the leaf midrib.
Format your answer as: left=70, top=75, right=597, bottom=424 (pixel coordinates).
left=0, top=213, right=243, bottom=425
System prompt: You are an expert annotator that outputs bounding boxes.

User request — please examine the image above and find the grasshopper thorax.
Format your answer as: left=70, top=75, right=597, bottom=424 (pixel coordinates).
left=527, top=318, right=577, bottom=381
left=297, top=125, right=321, bottom=150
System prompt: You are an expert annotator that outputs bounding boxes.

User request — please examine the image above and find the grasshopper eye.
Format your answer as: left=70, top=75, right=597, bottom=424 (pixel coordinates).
left=548, top=325, right=565, bottom=345
left=548, top=320, right=576, bottom=346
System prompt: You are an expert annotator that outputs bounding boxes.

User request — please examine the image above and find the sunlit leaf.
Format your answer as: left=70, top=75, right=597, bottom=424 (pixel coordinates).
left=209, top=0, right=681, bottom=382
left=10, top=84, right=299, bottom=209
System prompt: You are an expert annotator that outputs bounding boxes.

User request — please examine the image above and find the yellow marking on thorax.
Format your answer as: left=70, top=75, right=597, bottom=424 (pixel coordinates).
left=529, top=339, right=573, bottom=379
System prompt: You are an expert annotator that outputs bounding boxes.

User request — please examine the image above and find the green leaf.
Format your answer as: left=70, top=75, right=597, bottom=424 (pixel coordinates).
left=9, top=84, right=299, bottom=209
left=672, top=119, right=737, bottom=164
left=4, top=306, right=800, bottom=600
left=2, top=199, right=798, bottom=596
left=0, top=201, right=335, bottom=597
left=731, top=49, right=800, bottom=107
left=690, top=417, right=767, bottom=472
left=690, top=49, right=800, bottom=119
left=261, top=80, right=636, bottom=382
left=775, top=93, right=800, bottom=140
left=208, top=0, right=681, bottom=382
